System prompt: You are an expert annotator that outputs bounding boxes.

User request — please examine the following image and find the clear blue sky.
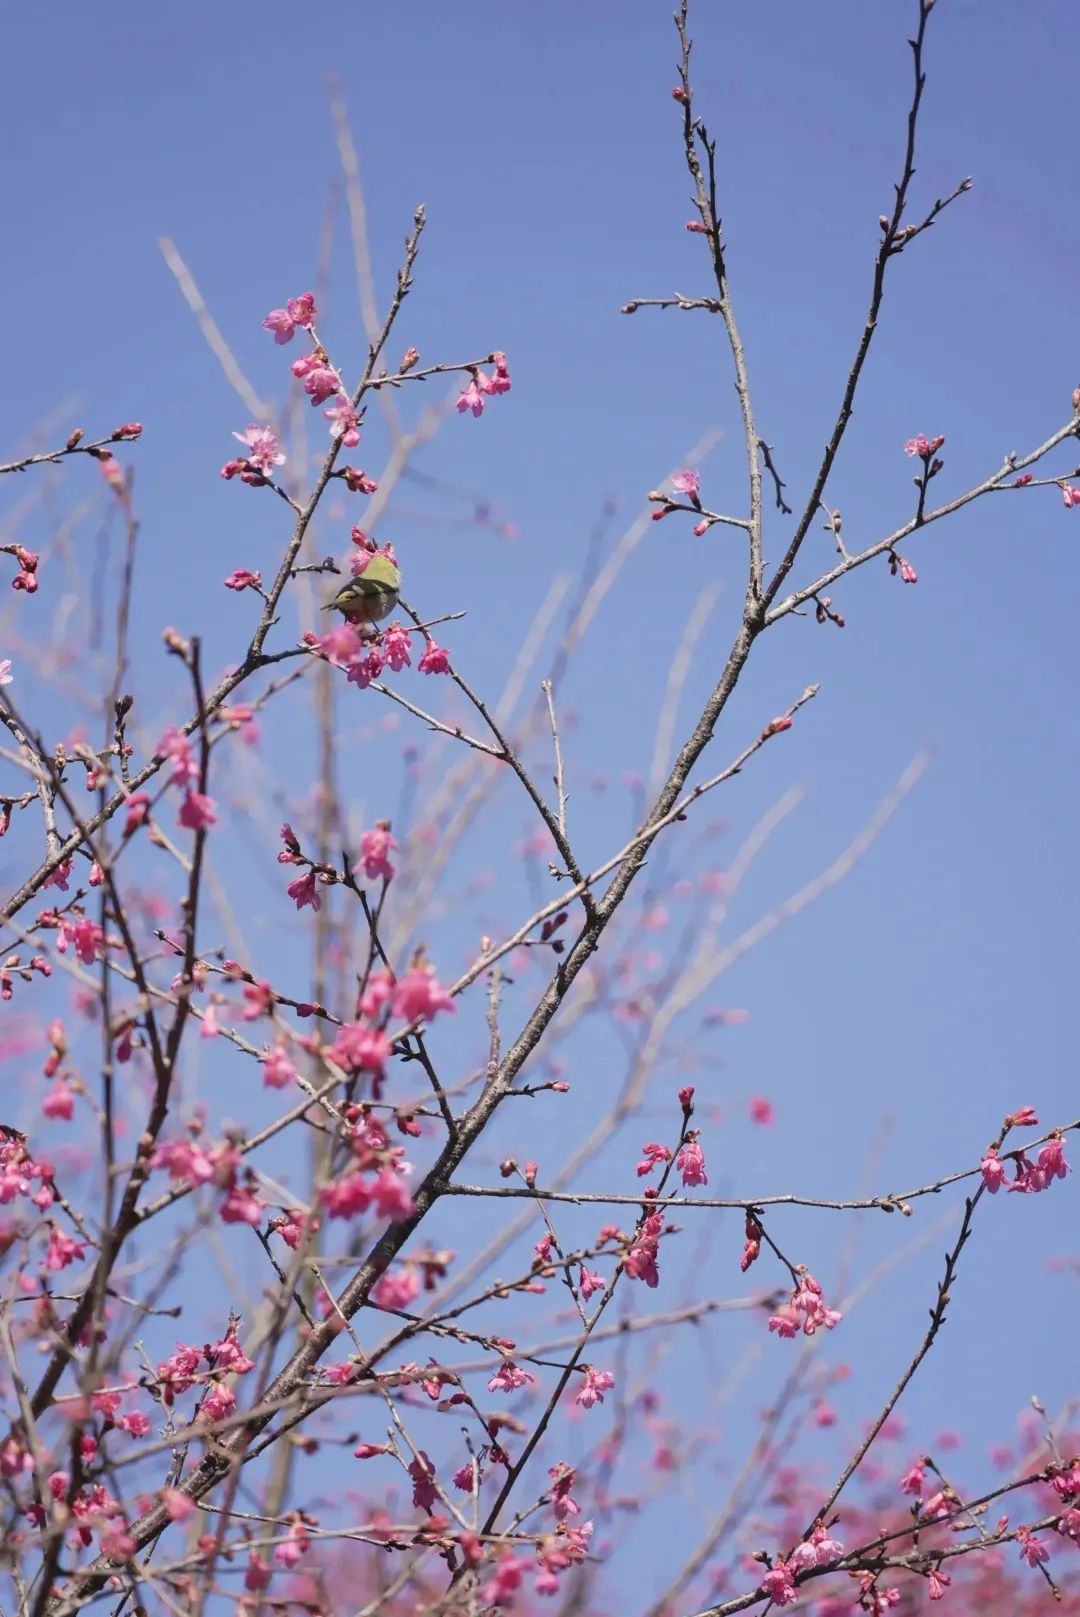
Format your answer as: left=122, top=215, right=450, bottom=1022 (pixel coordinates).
left=1, top=0, right=1077, bottom=1604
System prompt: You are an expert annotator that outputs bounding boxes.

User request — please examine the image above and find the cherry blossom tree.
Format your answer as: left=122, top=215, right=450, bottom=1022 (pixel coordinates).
left=0, top=4, right=1077, bottom=1616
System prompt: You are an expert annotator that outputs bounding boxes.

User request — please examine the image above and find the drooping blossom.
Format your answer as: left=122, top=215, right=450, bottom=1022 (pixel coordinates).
left=1062, top=483, right=1080, bottom=508
left=359, top=822, right=397, bottom=883
left=575, top=1366, right=615, bottom=1409
left=675, top=1134, right=707, bottom=1186
left=671, top=468, right=700, bottom=499
left=381, top=624, right=412, bottom=670
left=456, top=378, right=485, bottom=417
left=980, top=1148, right=1007, bottom=1192
left=287, top=871, right=320, bottom=911
left=418, top=639, right=451, bottom=675
left=409, top=1451, right=438, bottom=1512
left=578, top=1265, right=606, bottom=1301
left=759, top=1560, right=797, bottom=1607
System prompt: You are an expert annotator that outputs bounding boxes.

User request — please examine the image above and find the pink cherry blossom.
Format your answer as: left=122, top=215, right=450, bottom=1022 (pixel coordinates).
left=319, top=621, right=364, bottom=667
left=927, top=1569, right=951, bottom=1600
left=671, top=468, right=700, bottom=498
left=157, top=726, right=199, bottom=787
left=675, top=1136, right=707, bottom=1186
left=262, top=1045, right=298, bottom=1089
left=178, top=789, right=217, bottom=832
left=409, top=1451, right=438, bottom=1511
left=123, top=793, right=150, bottom=835
left=42, top=1082, right=75, bottom=1121
left=370, top=1166, right=415, bottom=1222
left=232, top=425, right=284, bottom=474
left=287, top=871, right=321, bottom=911
left=1061, top=482, right=1080, bottom=508
left=325, top=394, right=362, bottom=446
left=391, top=966, right=455, bottom=1024
left=381, top=624, right=412, bottom=671
left=262, top=292, right=316, bottom=343
left=575, top=1366, right=615, bottom=1409
left=980, top=1148, right=1007, bottom=1191
left=578, top=1265, right=606, bottom=1300
left=293, top=358, right=342, bottom=406
left=161, top=1487, right=196, bottom=1521
left=760, top=1560, right=797, bottom=1606
left=372, top=1267, right=420, bottom=1310
left=488, top=1361, right=538, bottom=1394
left=456, top=379, right=485, bottom=417
left=636, top=1142, right=670, bottom=1178
left=42, top=858, right=73, bottom=891
left=419, top=639, right=451, bottom=675
left=359, top=822, right=397, bottom=883
left=223, top=568, right=262, bottom=591
left=330, top=1022, right=390, bottom=1076
left=1017, top=1526, right=1049, bottom=1567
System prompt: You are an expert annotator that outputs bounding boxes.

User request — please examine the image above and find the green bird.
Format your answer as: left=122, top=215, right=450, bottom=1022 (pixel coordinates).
left=322, top=553, right=401, bottom=627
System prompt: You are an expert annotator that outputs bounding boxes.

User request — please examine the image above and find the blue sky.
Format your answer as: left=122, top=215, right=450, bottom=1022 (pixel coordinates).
left=2, top=0, right=1078, bottom=1604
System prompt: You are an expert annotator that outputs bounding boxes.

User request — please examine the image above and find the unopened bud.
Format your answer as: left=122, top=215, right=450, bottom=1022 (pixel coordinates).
left=400, top=347, right=420, bottom=373
left=65, top=428, right=85, bottom=451
left=671, top=86, right=688, bottom=104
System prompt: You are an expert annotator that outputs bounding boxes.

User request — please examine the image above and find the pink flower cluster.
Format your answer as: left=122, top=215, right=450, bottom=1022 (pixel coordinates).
left=150, top=1134, right=266, bottom=1228
left=981, top=1135, right=1068, bottom=1193
left=0, top=1133, right=55, bottom=1213
left=324, top=962, right=454, bottom=1097
left=905, top=433, right=945, bottom=459
left=456, top=352, right=511, bottom=417
left=762, top=1521, right=846, bottom=1606
left=260, top=291, right=367, bottom=451
left=318, top=1114, right=414, bottom=1224
left=768, top=1272, right=843, bottom=1340
left=221, top=424, right=284, bottom=485
left=157, top=726, right=218, bottom=833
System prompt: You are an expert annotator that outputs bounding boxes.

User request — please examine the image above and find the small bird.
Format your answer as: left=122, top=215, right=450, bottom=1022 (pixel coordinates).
left=322, top=553, right=401, bottom=627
